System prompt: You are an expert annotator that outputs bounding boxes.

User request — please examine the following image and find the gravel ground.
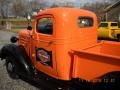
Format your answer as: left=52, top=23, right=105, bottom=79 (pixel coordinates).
left=0, top=30, right=40, bottom=90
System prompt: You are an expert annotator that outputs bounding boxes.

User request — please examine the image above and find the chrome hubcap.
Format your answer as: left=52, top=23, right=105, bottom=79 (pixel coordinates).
left=8, top=62, right=13, bottom=72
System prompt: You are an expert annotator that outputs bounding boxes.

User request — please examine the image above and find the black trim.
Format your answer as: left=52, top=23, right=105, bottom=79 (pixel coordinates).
left=28, top=70, right=120, bottom=90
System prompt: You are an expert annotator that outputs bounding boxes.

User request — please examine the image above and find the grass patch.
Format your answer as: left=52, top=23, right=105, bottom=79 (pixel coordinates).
left=9, top=29, right=21, bottom=33
left=0, top=40, right=10, bottom=45
left=0, top=29, right=21, bottom=34
left=0, top=19, right=33, bottom=33
left=0, top=18, right=27, bottom=21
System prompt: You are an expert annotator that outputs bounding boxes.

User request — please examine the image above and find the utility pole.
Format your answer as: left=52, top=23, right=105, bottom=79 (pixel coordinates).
left=105, top=12, right=108, bottom=21
left=105, top=0, right=108, bottom=21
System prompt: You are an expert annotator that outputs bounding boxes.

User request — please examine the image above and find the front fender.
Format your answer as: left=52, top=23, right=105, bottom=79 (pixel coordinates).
left=0, top=46, right=7, bottom=60
left=0, top=44, right=34, bottom=77
left=0, top=48, right=1, bottom=56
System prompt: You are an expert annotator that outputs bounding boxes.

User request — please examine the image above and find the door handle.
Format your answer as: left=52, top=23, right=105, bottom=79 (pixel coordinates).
left=48, top=41, right=53, bottom=44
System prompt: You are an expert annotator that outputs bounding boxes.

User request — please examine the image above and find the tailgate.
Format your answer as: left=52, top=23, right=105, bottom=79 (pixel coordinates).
left=72, top=50, right=120, bottom=81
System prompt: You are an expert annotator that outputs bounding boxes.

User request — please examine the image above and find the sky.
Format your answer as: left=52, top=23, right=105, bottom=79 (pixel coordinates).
left=32, top=0, right=107, bottom=7
left=38, top=0, right=99, bottom=3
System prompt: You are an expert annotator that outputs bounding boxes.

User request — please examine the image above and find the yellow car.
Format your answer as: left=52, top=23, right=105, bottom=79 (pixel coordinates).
left=98, top=22, right=120, bottom=41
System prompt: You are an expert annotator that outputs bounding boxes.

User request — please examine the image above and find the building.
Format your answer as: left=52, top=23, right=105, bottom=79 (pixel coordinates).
left=104, top=0, right=120, bottom=21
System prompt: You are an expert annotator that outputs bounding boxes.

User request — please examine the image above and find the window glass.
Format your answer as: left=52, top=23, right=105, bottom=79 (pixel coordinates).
left=37, top=18, right=53, bottom=34
left=111, top=23, right=118, bottom=26
left=78, top=17, right=93, bottom=28
left=99, top=23, right=108, bottom=27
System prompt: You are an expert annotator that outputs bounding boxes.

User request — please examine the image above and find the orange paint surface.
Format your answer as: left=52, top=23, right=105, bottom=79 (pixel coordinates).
left=18, top=8, right=120, bottom=81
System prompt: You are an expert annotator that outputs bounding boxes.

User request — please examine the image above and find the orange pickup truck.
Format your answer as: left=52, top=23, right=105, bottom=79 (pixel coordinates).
left=0, top=8, right=120, bottom=89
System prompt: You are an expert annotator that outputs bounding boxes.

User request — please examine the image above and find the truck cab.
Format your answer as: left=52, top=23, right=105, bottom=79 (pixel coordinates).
left=98, top=22, right=120, bottom=41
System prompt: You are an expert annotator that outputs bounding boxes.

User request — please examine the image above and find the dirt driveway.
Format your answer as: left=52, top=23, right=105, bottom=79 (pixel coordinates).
left=0, top=30, right=39, bottom=90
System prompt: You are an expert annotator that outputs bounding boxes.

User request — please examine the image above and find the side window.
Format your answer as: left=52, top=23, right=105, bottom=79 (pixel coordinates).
left=78, top=17, right=93, bottom=28
left=37, top=18, right=53, bottom=35
left=99, top=23, right=108, bottom=27
left=111, top=23, right=118, bottom=26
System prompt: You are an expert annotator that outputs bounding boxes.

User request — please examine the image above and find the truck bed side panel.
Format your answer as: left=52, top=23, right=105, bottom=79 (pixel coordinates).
left=72, top=50, right=120, bottom=81
left=101, top=41, right=120, bottom=57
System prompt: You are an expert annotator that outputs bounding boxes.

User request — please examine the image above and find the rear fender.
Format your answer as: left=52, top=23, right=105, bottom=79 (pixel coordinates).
left=0, top=44, right=34, bottom=77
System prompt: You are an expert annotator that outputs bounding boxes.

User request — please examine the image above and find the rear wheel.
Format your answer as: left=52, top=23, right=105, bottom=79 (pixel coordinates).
left=94, top=72, right=120, bottom=89
left=6, top=56, right=19, bottom=79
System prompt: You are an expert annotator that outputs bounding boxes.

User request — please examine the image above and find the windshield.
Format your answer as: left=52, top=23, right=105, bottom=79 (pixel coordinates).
left=99, top=23, right=108, bottom=27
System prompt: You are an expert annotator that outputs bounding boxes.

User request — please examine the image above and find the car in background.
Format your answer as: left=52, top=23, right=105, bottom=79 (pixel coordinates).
left=98, top=22, right=120, bottom=41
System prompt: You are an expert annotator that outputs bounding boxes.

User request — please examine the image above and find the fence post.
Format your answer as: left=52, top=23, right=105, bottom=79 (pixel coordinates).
left=6, top=21, right=11, bottom=30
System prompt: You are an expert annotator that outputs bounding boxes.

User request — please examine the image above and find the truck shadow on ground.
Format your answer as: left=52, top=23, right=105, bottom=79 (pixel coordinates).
left=19, top=75, right=120, bottom=90
left=98, top=38, right=118, bottom=42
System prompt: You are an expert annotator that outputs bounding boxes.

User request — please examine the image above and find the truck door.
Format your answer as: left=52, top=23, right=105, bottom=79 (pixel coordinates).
left=32, top=15, right=57, bottom=77
left=98, top=22, right=110, bottom=38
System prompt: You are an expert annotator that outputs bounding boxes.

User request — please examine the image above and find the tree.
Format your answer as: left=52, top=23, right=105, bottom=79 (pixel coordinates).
left=30, top=0, right=40, bottom=9
left=82, top=1, right=110, bottom=22
left=82, top=0, right=120, bottom=22
left=0, top=0, right=11, bottom=18
left=110, top=0, right=118, bottom=3
left=0, top=0, right=11, bottom=25
left=63, top=2, right=74, bottom=7
left=50, top=2, right=74, bottom=8
left=12, top=0, right=29, bottom=17
left=50, top=3, right=59, bottom=8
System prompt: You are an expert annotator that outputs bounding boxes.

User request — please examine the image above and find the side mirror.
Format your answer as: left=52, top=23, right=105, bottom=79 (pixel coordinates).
left=26, top=14, right=32, bottom=30
left=27, top=26, right=32, bottom=30
left=27, top=14, right=31, bottom=21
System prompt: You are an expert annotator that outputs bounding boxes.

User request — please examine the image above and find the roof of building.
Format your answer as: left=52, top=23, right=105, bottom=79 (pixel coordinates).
left=104, top=0, right=120, bottom=12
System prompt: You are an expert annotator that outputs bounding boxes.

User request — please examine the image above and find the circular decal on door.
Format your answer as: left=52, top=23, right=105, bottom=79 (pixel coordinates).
left=36, top=48, right=52, bottom=66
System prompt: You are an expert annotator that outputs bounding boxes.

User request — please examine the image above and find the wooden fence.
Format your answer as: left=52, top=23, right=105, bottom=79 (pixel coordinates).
left=0, top=19, right=33, bottom=30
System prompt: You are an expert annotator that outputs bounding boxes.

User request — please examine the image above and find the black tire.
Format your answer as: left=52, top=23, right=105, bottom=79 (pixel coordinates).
left=101, top=72, right=120, bottom=83
left=94, top=72, right=120, bottom=89
left=6, top=56, right=19, bottom=79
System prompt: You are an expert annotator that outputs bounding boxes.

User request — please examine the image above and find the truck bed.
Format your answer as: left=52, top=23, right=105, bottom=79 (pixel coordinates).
left=72, top=41, right=120, bottom=81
